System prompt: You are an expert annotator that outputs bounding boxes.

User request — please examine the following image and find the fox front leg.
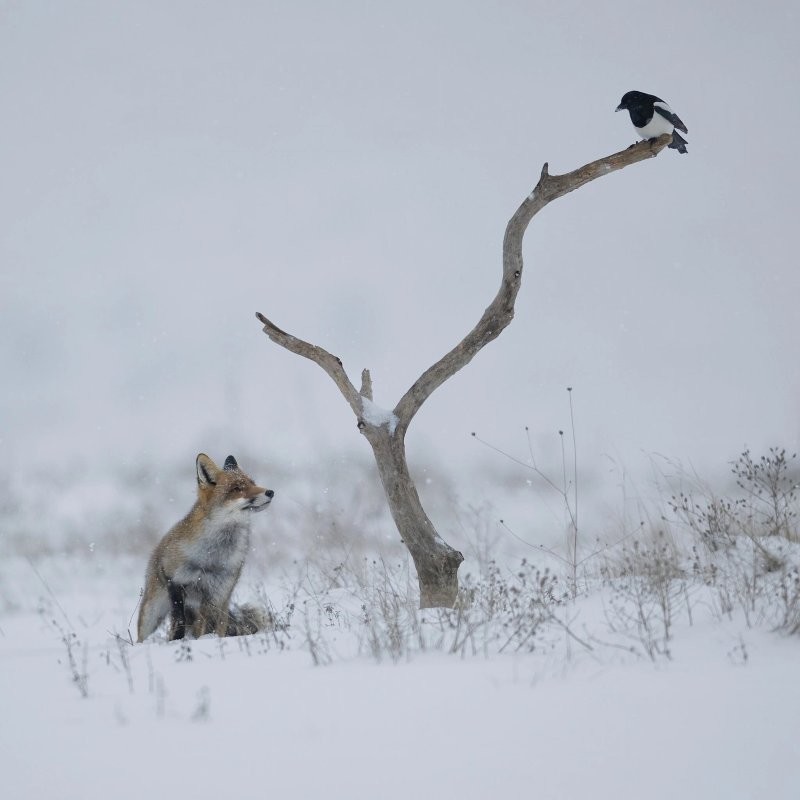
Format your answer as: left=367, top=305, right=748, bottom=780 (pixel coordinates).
left=167, top=580, right=190, bottom=640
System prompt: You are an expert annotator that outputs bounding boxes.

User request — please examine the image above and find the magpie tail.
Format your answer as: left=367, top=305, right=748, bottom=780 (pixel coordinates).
left=670, top=131, right=688, bottom=154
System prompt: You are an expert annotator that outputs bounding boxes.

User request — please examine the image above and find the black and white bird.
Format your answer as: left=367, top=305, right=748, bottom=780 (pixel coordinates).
left=616, top=90, right=688, bottom=154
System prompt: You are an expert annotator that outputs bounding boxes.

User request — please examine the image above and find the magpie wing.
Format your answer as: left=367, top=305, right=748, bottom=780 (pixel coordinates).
left=653, top=101, right=688, bottom=134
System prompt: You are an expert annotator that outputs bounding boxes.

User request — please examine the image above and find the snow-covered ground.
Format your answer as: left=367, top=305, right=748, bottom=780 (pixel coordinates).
left=2, top=533, right=798, bottom=800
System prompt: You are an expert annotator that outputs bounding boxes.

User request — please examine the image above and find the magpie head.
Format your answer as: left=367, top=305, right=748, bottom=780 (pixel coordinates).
left=616, top=90, right=652, bottom=112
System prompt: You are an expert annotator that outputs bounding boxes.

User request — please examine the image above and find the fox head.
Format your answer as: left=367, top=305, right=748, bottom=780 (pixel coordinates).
left=195, top=453, right=274, bottom=515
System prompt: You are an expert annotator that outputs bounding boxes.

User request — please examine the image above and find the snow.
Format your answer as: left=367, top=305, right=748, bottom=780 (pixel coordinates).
left=361, top=397, right=399, bottom=435
left=1, top=552, right=799, bottom=800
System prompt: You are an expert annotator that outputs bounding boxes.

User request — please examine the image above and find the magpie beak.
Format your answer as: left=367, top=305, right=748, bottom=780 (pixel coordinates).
left=615, top=104, right=623, bottom=112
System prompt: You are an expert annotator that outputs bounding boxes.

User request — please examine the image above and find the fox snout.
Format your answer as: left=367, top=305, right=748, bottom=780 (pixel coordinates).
left=247, top=489, right=274, bottom=512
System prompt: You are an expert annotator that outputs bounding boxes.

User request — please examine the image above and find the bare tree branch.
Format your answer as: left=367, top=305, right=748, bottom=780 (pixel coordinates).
left=392, top=134, right=672, bottom=432
left=255, top=312, right=363, bottom=416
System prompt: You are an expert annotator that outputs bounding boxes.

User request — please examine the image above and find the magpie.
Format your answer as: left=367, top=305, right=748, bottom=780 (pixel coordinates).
left=616, top=90, right=688, bottom=154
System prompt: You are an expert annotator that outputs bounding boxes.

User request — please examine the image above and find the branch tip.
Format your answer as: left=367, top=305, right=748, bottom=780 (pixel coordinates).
left=255, top=312, right=288, bottom=337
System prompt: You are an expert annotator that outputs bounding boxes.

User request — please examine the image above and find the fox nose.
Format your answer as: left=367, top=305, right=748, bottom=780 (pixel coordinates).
left=265, top=489, right=275, bottom=500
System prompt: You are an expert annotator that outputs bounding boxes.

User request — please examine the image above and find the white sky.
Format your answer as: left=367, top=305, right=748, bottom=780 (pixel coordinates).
left=1, top=1, right=798, bottom=503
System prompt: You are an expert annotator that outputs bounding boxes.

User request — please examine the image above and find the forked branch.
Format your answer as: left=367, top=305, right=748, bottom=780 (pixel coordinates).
left=256, top=135, right=670, bottom=433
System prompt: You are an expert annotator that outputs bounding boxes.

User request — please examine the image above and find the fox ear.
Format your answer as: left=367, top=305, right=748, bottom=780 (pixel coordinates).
left=196, top=453, right=219, bottom=486
left=224, top=455, right=238, bottom=472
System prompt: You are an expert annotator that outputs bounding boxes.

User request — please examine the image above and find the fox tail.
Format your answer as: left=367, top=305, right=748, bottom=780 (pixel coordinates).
left=225, top=604, right=268, bottom=636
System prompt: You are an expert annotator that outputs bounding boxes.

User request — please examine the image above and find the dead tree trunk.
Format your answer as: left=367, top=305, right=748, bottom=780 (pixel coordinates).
left=256, top=134, right=672, bottom=608
left=359, top=413, right=463, bottom=608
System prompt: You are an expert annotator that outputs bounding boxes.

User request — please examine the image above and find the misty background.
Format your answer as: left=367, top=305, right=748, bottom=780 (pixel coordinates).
left=1, top=1, right=798, bottom=554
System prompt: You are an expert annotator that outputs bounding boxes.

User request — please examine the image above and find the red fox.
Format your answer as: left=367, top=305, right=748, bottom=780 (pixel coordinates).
left=137, top=453, right=274, bottom=642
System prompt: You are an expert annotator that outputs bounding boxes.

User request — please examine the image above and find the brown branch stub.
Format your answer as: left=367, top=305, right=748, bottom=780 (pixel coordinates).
left=393, top=135, right=672, bottom=431
left=360, top=368, right=373, bottom=401
left=255, top=311, right=362, bottom=416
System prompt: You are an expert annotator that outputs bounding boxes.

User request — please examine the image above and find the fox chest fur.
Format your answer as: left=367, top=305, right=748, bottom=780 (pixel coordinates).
left=162, top=513, right=251, bottom=597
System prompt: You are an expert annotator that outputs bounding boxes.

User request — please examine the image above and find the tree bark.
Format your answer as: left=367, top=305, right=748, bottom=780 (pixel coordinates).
left=360, top=421, right=463, bottom=607
left=256, top=134, right=672, bottom=607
